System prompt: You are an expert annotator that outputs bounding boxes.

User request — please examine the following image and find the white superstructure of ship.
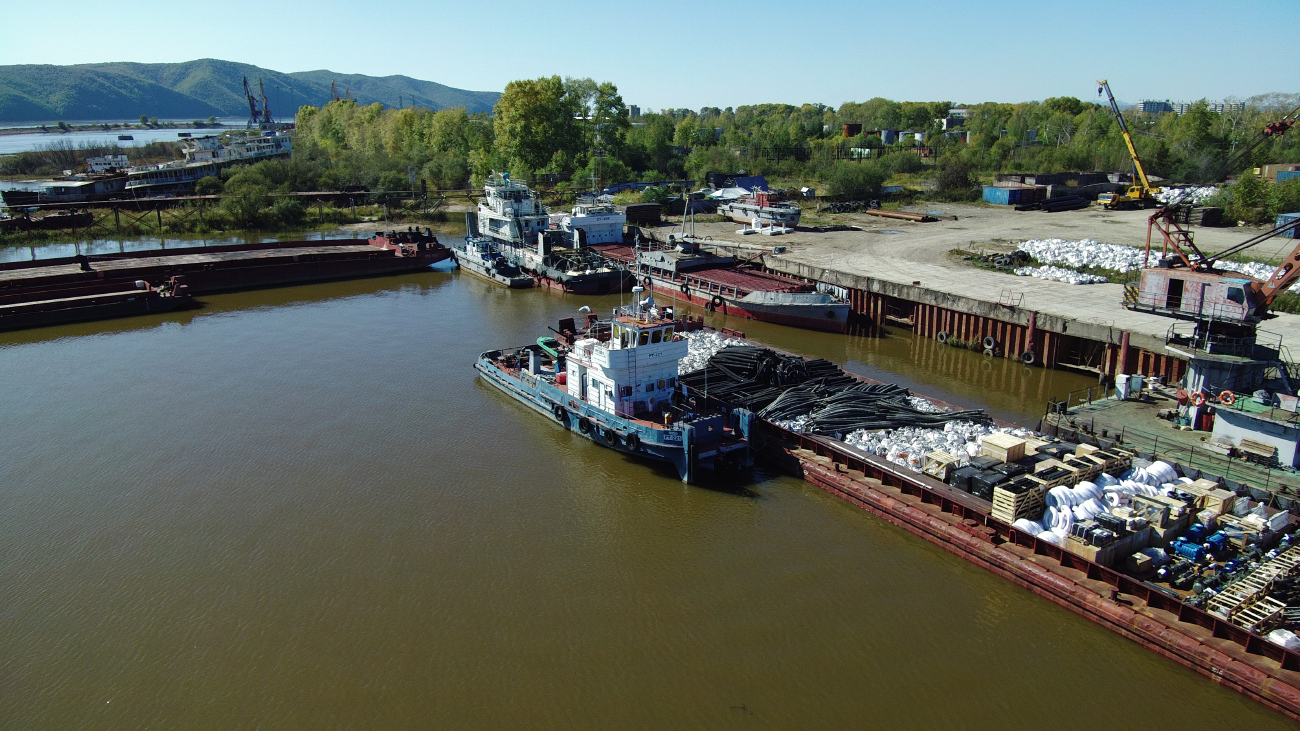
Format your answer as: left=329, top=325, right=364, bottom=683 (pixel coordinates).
left=125, top=130, right=293, bottom=196
left=717, top=189, right=802, bottom=228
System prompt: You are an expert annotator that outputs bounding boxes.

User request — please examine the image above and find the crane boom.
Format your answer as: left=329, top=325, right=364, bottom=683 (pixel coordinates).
left=242, top=76, right=261, bottom=128
left=1098, top=80, right=1153, bottom=192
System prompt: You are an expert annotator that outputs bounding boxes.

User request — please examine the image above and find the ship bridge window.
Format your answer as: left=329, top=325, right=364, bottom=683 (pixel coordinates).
left=651, top=329, right=662, bottom=344
left=638, top=331, right=649, bottom=346
left=1227, top=287, right=1245, bottom=304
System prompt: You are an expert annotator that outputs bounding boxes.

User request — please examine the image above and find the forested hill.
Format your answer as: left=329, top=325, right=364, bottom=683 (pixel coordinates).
left=0, top=59, right=501, bottom=122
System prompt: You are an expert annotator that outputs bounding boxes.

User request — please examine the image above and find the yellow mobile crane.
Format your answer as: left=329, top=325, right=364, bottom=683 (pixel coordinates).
left=1096, top=80, right=1162, bottom=209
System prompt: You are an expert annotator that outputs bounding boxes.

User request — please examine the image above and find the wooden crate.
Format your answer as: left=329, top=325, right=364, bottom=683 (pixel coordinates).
left=1031, top=458, right=1076, bottom=488
left=1092, top=448, right=1133, bottom=472
left=1061, top=455, right=1102, bottom=482
left=992, top=480, right=1047, bottom=524
left=1023, top=437, right=1052, bottom=456
left=1075, top=443, right=1100, bottom=456
left=922, top=450, right=961, bottom=482
left=980, top=433, right=1026, bottom=464
left=1204, top=488, right=1237, bottom=516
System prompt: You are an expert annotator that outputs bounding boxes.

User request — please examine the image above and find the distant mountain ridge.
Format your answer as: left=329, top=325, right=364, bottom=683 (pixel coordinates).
left=0, top=59, right=501, bottom=122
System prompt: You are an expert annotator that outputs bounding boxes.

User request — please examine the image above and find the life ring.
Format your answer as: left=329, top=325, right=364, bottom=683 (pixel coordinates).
left=642, top=276, right=653, bottom=288
left=1190, top=391, right=1206, bottom=406
left=982, top=336, right=997, bottom=350
left=626, top=432, right=641, bottom=451
left=1219, top=390, right=1235, bottom=406
left=1021, top=350, right=1036, bottom=365
left=552, top=404, right=567, bottom=422
left=710, top=295, right=725, bottom=309
left=936, top=331, right=948, bottom=344
left=578, top=416, right=592, bottom=434
left=603, top=427, right=620, bottom=446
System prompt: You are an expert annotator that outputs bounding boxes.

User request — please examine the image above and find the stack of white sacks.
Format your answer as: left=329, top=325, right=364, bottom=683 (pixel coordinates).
left=1011, top=460, right=1187, bottom=545
left=843, top=423, right=1034, bottom=472
left=1009, top=237, right=1300, bottom=293
left=1012, top=265, right=1110, bottom=285
left=678, top=331, right=745, bottom=374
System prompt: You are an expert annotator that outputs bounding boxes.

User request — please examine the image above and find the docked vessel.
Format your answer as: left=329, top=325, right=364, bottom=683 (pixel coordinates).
left=474, top=173, right=629, bottom=295
left=590, top=235, right=851, bottom=333
left=453, top=231, right=534, bottom=288
left=0, top=155, right=130, bottom=207
left=556, top=200, right=626, bottom=244
left=475, top=293, right=753, bottom=483
left=717, top=189, right=802, bottom=228
left=0, top=277, right=192, bottom=332
left=125, top=130, right=292, bottom=197
left=0, top=228, right=452, bottom=324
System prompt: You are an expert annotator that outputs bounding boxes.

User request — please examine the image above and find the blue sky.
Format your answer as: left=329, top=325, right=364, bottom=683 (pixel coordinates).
left=1, top=0, right=1292, bottom=110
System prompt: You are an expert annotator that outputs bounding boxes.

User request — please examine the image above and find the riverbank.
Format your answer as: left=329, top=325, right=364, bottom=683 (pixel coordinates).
left=0, top=121, right=231, bottom=136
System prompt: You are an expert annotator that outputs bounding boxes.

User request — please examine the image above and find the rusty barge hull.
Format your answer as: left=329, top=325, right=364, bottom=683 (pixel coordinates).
left=761, top=425, right=1300, bottom=721
left=0, top=238, right=451, bottom=301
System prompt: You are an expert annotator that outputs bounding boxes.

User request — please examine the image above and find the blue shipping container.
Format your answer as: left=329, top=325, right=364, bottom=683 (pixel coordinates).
left=983, top=186, right=1019, bottom=205
left=1279, top=171, right=1300, bottom=182
left=1280, top=212, right=1300, bottom=239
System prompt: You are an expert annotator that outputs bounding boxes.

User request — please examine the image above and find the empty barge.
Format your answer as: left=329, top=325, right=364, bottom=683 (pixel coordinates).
left=0, top=229, right=450, bottom=331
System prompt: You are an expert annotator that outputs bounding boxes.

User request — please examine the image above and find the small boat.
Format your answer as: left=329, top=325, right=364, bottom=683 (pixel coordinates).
left=118, top=135, right=134, bottom=141
left=453, top=235, right=534, bottom=288
left=718, top=189, right=802, bottom=228
left=476, top=289, right=753, bottom=483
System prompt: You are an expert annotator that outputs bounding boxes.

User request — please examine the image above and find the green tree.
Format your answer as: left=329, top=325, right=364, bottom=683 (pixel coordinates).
left=493, top=76, right=582, bottom=174
left=139, top=114, right=148, bottom=125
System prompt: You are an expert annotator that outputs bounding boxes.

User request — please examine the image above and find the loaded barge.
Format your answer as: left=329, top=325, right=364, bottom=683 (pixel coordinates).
left=681, top=337, right=1300, bottom=721
left=0, top=229, right=450, bottom=331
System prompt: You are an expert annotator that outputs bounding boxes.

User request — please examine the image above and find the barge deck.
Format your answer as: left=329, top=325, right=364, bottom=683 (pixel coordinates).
left=682, top=334, right=1300, bottom=721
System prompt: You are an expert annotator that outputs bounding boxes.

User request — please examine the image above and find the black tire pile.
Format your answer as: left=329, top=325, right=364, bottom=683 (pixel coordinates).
left=680, top=345, right=990, bottom=434
left=759, top=381, right=989, bottom=436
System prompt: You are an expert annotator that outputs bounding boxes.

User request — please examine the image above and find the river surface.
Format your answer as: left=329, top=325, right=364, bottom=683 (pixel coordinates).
left=0, top=269, right=1292, bottom=728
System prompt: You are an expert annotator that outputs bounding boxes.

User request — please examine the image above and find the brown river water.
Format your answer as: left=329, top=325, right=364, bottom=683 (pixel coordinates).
left=0, top=267, right=1293, bottom=729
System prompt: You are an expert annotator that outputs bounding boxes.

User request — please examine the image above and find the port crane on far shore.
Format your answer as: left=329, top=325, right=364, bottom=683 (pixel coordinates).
left=1096, top=80, right=1161, bottom=210
left=243, top=76, right=275, bottom=129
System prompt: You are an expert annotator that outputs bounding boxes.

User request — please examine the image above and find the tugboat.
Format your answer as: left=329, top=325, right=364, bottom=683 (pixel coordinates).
left=475, top=173, right=630, bottom=295
left=475, top=289, right=753, bottom=483
left=454, top=215, right=534, bottom=288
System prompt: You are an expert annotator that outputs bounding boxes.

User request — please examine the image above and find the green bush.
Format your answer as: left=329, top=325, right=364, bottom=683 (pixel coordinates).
left=825, top=161, right=889, bottom=200
left=271, top=197, right=305, bottom=225
left=194, top=175, right=224, bottom=194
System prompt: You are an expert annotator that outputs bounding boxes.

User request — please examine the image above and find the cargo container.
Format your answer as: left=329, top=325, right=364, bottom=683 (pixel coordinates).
left=983, top=185, right=1047, bottom=205
left=1279, top=171, right=1300, bottom=182
left=1280, top=212, right=1300, bottom=239
left=1262, top=163, right=1300, bottom=182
